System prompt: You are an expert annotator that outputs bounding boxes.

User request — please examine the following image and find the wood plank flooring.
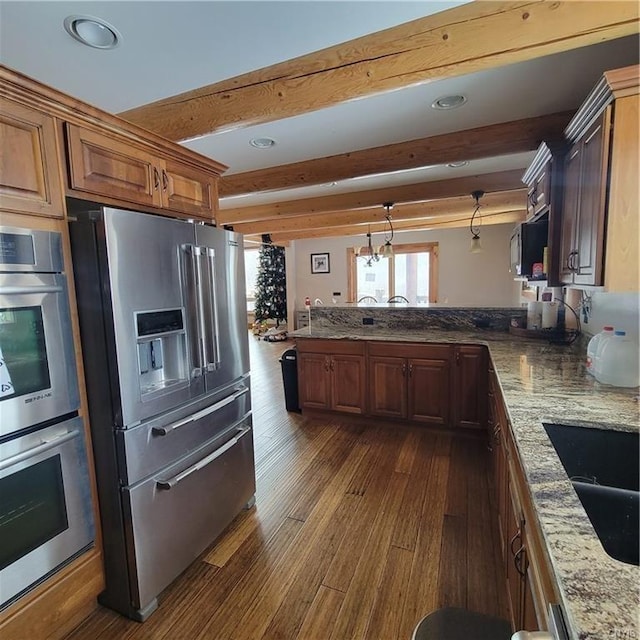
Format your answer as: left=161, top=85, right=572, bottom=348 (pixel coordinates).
left=65, top=336, right=507, bottom=640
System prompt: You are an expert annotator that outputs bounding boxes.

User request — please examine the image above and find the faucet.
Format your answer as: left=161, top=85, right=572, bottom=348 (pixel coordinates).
left=314, top=298, right=323, bottom=306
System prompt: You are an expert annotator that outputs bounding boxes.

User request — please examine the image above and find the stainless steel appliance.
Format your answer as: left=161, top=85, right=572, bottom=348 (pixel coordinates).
left=0, top=226, right=94, bottom=610
left=69, top=205, right=255, bottom=621
left=0, top=417, right=95, bottom=608
left=0, top=227, right=80, bottom=437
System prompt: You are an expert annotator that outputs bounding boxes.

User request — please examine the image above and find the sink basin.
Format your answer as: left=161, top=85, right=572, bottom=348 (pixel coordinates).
left=543, top=423, right=638, bottom=491
left=544, top=423, right=639, bottom=566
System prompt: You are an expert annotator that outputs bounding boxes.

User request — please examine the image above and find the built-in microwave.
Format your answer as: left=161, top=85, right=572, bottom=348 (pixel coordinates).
left=0, top=227, right=80, bottom=438
left=509, top=219, right=549, bottom=279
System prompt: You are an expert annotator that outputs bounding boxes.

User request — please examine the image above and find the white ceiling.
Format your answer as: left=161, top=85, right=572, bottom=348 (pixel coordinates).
left=1, top=2, right=638, bottom=213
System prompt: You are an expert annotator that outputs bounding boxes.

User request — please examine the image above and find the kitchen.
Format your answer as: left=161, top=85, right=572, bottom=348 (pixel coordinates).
left=3, top=2, right=630, bottom=636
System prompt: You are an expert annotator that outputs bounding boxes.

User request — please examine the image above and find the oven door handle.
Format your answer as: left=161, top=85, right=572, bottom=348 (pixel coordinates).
left=0, top=285, right=63, bottom=295
left=151, top=385, right=249, bottom=436
left=156, top=425, right=252, bottom=490
left=0, top=430, right=79, bottom=471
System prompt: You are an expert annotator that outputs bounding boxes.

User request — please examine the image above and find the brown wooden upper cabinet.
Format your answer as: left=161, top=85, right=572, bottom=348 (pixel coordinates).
left=368, top=342, right=452, bottom=425
left=66, top=123, right=218, bottom=220
left=558, top=109, right=611, bottom=286
left=0, top=98, right=64, bottom=217
left=297, top=339, right=366, bottom=415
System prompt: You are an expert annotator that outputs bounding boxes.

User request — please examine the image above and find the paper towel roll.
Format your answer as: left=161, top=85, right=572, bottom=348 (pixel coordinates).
left=527, top=301, right=543, bottom=329
left=541, top=301, right=559, bottom=329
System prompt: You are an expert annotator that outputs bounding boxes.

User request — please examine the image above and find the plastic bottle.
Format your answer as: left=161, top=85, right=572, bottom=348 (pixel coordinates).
left=596, top=330, right=640, bottom=387
left=586, top=326, right=614, bottom=376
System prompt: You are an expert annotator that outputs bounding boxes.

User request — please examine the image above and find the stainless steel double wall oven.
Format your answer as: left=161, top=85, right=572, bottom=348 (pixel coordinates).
left=69, top=205, right=255, bottom=621
left=0, top=226, right=94, bottom=610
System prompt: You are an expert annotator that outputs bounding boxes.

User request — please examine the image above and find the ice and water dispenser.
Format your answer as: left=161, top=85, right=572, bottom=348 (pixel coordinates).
left=135, top=309, right=188, bottom=397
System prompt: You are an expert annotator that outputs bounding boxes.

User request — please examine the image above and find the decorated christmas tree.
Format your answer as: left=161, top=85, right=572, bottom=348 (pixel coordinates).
left=254, top=236, right=287, bottom=326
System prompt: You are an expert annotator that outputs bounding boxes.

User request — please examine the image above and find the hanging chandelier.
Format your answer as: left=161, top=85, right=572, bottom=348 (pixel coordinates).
left=469, top=190, right=484, bottom=253
left=355, top=203, right=395, bottom=266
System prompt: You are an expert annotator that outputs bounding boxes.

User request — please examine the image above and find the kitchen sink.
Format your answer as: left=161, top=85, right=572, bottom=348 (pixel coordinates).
left=543, top=423, right=638, bottom=491
left=544, top=423, right=639, bottom=566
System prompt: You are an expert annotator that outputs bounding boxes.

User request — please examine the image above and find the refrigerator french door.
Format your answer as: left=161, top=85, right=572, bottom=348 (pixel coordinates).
left=69, top=205, right=255, bottom=621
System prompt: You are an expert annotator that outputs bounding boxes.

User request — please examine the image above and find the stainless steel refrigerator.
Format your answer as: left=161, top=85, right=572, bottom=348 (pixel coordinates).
left=69, top=204, right=255, bottom=621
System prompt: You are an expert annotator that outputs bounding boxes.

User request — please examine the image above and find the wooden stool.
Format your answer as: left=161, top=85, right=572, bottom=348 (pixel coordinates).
left=412, top=607, right=512, bottom=640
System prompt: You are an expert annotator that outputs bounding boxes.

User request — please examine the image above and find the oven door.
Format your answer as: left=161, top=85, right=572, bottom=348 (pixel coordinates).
left=0, top=417, right=95, bottom=609
left=0, top=273, right=79, bottom=437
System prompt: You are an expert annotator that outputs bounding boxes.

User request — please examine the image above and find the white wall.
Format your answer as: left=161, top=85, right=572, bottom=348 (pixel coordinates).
left=291, top=223, right=521, bottom=309
left=582, top=292, right=640, bottom=342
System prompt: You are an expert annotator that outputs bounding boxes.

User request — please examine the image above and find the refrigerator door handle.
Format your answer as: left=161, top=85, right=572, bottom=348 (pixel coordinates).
left=151, top=385, right=250, bottom=436
left=203, top=247, right=221, bottom=371
left=181, top=244, right=205, bottom=377
left=156, top=425, right=252, bottom=490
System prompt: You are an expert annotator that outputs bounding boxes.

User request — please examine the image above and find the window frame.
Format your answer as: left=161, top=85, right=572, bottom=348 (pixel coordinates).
left=347, top=242, right=439, bottom=303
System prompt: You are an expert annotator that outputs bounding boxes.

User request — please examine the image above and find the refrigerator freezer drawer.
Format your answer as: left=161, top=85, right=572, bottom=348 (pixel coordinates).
left=122, top=423, right=255, bottom=614
left=118, top=382, right=251, bottom=485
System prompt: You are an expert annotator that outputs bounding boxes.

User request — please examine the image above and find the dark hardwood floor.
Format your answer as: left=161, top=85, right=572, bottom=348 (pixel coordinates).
left=65, top=335, right=507, bottom=640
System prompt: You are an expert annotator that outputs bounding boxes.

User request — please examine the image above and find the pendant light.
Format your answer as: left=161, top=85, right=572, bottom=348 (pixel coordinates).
left=378, top=202, right=395, bottom=257
left=469, top=190, right=484, bottom=253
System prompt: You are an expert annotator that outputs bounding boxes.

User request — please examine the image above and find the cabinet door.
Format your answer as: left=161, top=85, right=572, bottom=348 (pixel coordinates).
left=161, top=158, right=217, bottom=220
left=66, top=123, right=161, bottom=207
left=368, top=356, right=406, bottom=419
left=573, top=109, right=611, bottom=286
left=330, top=354, right=365, bottom=414
left=527, top=159, right=551, bottom=220
left=0, top=100, right=64, bottom=217
left=453, top=346, right=487, bottom=429
left=407, top=357, right=450, bottom=425
left=559, top=143, right=581, bottom=284
left=298, top=353, right=330, bottom=410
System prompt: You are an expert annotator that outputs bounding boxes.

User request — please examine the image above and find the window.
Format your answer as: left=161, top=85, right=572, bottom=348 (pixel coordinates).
left=347, top=242, right=439, bottom=303
left=244, top=248, right=260, bottom=312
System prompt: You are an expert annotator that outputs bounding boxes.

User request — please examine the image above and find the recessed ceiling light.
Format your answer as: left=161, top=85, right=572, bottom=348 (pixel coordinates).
left=447, top=161, right=469, bottom=168
left=431, top=95, right=467, bottom=110
left=64, top=15, right=121, bottom=49
left=249, top=137, right=276, bottom=149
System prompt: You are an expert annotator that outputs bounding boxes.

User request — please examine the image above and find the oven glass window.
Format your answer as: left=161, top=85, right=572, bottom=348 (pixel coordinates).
left=0, top=455, right=68, bottom=570
left=0, top=306, right=50, bottom=400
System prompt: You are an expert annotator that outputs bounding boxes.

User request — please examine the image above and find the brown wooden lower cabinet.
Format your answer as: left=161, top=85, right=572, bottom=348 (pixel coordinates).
left=368, top=342, right=452, bottom=425
left=297, top=340, right=366, bottom=414
left=296, top=339, right=486, bottom=430
left=488, top=365, right=560, bottom=633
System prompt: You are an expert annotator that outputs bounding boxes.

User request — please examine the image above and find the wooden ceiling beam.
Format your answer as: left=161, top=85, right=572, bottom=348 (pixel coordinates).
left=119, top=2, right=639, bottom=141
left=218, top=169, right=524, bottom=225
left=245, top=209, right=525, bottom=244
left=219, top=112, right=572, bottom=196
left=233, top=189, right=526, bottom=236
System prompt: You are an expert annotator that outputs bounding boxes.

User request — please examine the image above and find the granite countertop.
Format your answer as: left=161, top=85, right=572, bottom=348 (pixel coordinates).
left=290, top=326, right=640, bottom=640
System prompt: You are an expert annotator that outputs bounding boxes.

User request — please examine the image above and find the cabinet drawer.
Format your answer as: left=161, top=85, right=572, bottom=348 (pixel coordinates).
left=296, top=338, right=365, bottom=356
left=367, top=341, right=451, bottom=360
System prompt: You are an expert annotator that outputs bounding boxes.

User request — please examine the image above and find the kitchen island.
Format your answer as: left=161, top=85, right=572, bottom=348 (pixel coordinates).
left=290, top=322, right=639, bottom=640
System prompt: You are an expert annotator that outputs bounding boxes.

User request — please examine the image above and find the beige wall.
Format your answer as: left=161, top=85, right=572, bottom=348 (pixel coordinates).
left=291, top=223, right=521, bottom=310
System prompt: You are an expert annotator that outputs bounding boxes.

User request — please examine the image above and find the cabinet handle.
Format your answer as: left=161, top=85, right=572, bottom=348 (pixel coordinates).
left=401, top=362, right=407, bottom=376
left=456, top=351, right=460, bottom=365
left=162, top=169, right=168, bottom=191
left=529, top=188, right=537, bottom=208
left=330, top=359, right=335, bottom=371
left=408, top=363, right=413, bottom=377
left=153, top=167, right=160, bottom=190
left=324, top=358, right=330, bottom=372
left=509, top=528, right=522, bottom=556
left=514, top=545, right=526, bottom=577
left=571, top=250, right=579, bottom=272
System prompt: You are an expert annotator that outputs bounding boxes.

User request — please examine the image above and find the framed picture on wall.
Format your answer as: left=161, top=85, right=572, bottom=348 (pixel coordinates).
left=310, top=253, right=330, bottom=274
